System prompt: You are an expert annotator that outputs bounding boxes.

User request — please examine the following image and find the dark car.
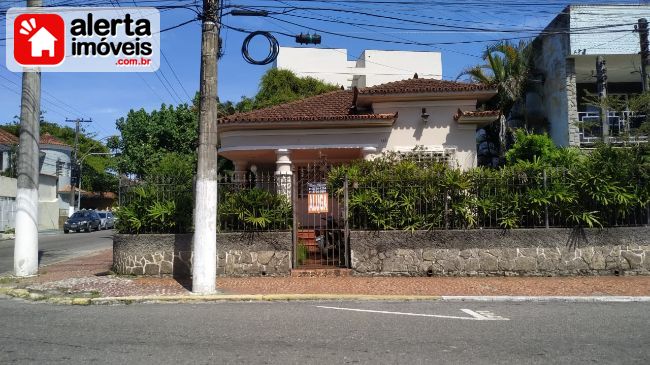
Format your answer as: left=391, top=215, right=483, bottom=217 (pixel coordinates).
left=64, top=210, right=101, bottom=233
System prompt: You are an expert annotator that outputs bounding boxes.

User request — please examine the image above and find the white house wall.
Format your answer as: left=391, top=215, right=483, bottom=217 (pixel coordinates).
left=0, top=176, right=17, bottom=198
left=355, top=50, right=443, bottom=87
left=373, top=100, right=479, bottom=170
left=220, top=100, right=480, bottom=170
left=275, top=47, right=443, bottom=89
left=38, top=175, right=61, bottom=231
left=40, top=145, right=72, bottom=191
left=274, top=47, right=353, bottom=87
left=570, top=5, right=650, bottom=56
left=0, top=175, right=62, bottom=231
left=220, top=128, right=391, bottom=154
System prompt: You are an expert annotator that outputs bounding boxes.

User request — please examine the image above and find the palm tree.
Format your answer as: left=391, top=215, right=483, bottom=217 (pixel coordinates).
left=458, top=40, right=532, bottom=163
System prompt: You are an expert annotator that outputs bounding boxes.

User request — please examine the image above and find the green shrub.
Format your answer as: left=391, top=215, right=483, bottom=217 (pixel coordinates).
left=115, top=181, right=193, bottom=234
left=218, top=188, right=292, bottom=231
left=329, top=146, right=649, bottom=231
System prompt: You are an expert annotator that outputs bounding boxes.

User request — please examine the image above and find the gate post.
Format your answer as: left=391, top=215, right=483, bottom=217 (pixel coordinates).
left=291, top=170, right=298, bottom=269
left=544, top=169, right=550, bottom=229
left=344, top=174, right=350, bottom=268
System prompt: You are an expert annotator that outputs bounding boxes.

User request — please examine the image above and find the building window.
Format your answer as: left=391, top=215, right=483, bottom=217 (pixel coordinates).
left=396, top=147, right=457, bottom=167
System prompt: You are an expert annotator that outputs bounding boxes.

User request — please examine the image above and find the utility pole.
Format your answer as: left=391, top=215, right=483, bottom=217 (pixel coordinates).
left=638, top=18, right=650, bottom=92
left=65, top=118, right=92, bottom=214
left=192, top=0, right=219, bottom=294
left=596, top=56, right=610, bottom=144
left=14, top=0, right=42, bottom=277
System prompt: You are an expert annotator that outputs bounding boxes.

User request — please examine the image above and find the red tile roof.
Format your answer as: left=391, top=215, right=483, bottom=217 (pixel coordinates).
left=0, top=128, right=19, bottom=145
left=0, top=130, right=72, bottom=148
left=359, top=78, right=494, bottom=95
left=453, top=109, right=501, bottom=121
left=220, top=78, right=495, bottom=125
left=220, top=90, right=397, bottom=124
left=40, top=133, right=71, bottom=147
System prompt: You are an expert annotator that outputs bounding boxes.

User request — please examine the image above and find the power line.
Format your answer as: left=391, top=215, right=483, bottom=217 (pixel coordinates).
left=132, top=0, right=194, bottom=101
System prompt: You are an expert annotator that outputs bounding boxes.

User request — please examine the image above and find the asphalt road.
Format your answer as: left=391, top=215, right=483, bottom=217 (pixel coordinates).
left=0, top=230, right=113, bottom=275
left=0, top=299, right=648, bottom=364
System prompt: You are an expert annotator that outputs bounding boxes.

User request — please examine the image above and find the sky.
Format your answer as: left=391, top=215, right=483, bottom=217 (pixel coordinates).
left=0, top=0, right=644, bottom=141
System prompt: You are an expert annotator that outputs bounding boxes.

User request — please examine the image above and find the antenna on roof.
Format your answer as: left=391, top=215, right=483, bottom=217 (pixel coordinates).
left=413, top=73, right=419, bottom=79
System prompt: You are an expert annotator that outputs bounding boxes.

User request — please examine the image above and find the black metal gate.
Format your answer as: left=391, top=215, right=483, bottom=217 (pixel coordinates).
left=292, top=160, right=349, bottom=269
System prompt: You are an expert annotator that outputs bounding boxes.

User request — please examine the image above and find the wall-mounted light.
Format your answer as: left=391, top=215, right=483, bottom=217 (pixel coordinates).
left=421, top=108, right=430, bottom=123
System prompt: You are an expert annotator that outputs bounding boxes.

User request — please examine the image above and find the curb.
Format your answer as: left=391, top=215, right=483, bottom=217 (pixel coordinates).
left=0, top=289, right=443, bottom=305
left=91, top=294, right=444, bottom=305
left=3, top=287, right=650, bottom=305
left=440, top=296, right=650, bottom=303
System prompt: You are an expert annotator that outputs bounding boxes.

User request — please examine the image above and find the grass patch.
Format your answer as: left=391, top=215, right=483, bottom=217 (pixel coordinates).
left=0, top=277, right=18, bottom=285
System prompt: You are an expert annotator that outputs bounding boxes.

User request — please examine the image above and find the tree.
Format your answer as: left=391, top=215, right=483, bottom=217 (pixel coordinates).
left=251, top=69, right=339, bottom=110
left=216, top=69, right=339, bottom=116
left=459, top=40, right=532, bottom=164
left=110, top=103, right=198, bottom=177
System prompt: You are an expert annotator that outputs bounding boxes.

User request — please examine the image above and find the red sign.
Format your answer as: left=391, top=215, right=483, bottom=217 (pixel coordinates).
left=13, top=13, right=65, bottom=66
left=308, top=193, right=329, bottom=214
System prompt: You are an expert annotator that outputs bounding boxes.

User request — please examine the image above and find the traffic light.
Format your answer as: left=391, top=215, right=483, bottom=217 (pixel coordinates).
left=295, top=33, right=321, bottom=45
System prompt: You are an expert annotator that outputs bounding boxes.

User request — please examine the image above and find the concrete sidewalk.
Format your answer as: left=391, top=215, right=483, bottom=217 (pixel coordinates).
left=2, top=249, right=650, bottom=303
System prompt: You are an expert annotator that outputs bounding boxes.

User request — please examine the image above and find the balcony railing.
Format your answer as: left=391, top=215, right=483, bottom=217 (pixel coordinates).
left=577, top=111, right=648, bottom=146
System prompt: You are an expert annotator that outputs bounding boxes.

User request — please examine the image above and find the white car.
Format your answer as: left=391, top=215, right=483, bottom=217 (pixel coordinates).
left=97, top=211, right=115, bottom=230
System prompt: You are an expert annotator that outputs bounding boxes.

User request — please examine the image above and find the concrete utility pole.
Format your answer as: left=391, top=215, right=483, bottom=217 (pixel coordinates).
left=192, top=0, right=219, bottom=294
left=638, top=18, right=650, bottom=92
left=66, top=118, right=92, bottom=214
left=14, top=0, right=42, bottom=277
left=596, top=56, right=610, bottom=144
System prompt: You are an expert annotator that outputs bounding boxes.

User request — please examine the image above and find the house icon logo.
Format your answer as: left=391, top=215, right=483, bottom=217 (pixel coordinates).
left=13, top=13, right=65, bottom=66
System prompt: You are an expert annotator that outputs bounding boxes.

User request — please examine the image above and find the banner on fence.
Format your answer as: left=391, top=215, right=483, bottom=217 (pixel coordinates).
left=307, top=183, right=328, bottom=214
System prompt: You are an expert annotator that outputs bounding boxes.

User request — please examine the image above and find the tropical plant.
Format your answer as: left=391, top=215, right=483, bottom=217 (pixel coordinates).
left=114, top=179, right=193, bottom=234
left=328, top=145, right=648, bottom=231
left=458, top=40, right=532, bottom=161
left=218, top=188, right=292, bottom=231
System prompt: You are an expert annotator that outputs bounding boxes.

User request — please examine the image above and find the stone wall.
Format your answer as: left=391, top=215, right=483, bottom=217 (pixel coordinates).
left=350, top=228, right=650, bottom=276
left=113, top=232, right=292, bottom=277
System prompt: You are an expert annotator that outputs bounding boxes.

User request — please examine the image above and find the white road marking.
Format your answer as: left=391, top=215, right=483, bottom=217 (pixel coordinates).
left=316, top=306, right=509, bottom=321
left=460, top=309, right=488, bottom=320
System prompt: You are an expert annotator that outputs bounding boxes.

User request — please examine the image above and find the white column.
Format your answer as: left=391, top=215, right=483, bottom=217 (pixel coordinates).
left=362, top=146, right=378, bottom=161
left=232, top=159, right=247, bottom=182
left=275, top=149, right=292, bottom=198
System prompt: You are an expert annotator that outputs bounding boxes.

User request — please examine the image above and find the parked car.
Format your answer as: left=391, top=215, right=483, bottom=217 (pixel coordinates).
left=97, top=211, right=115, bottom=230
left=64, top=210, right=101, bottom=233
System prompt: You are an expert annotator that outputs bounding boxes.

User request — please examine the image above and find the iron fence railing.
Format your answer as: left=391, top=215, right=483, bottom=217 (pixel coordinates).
left=118, top=172, right=292, bottom=233
left=118, top=168, right=649, bottom=234
left=346, top=171, right=649, bottom=230
left=217, top=172, right=292, bottom=232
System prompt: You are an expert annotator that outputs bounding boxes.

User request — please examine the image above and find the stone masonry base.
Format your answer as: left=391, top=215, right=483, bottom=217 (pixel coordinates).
left=113, top=228, right=650, bottom=277
left=350, top=228, right=650, bottom=276
left=113, top=232, right=292, bottom=277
